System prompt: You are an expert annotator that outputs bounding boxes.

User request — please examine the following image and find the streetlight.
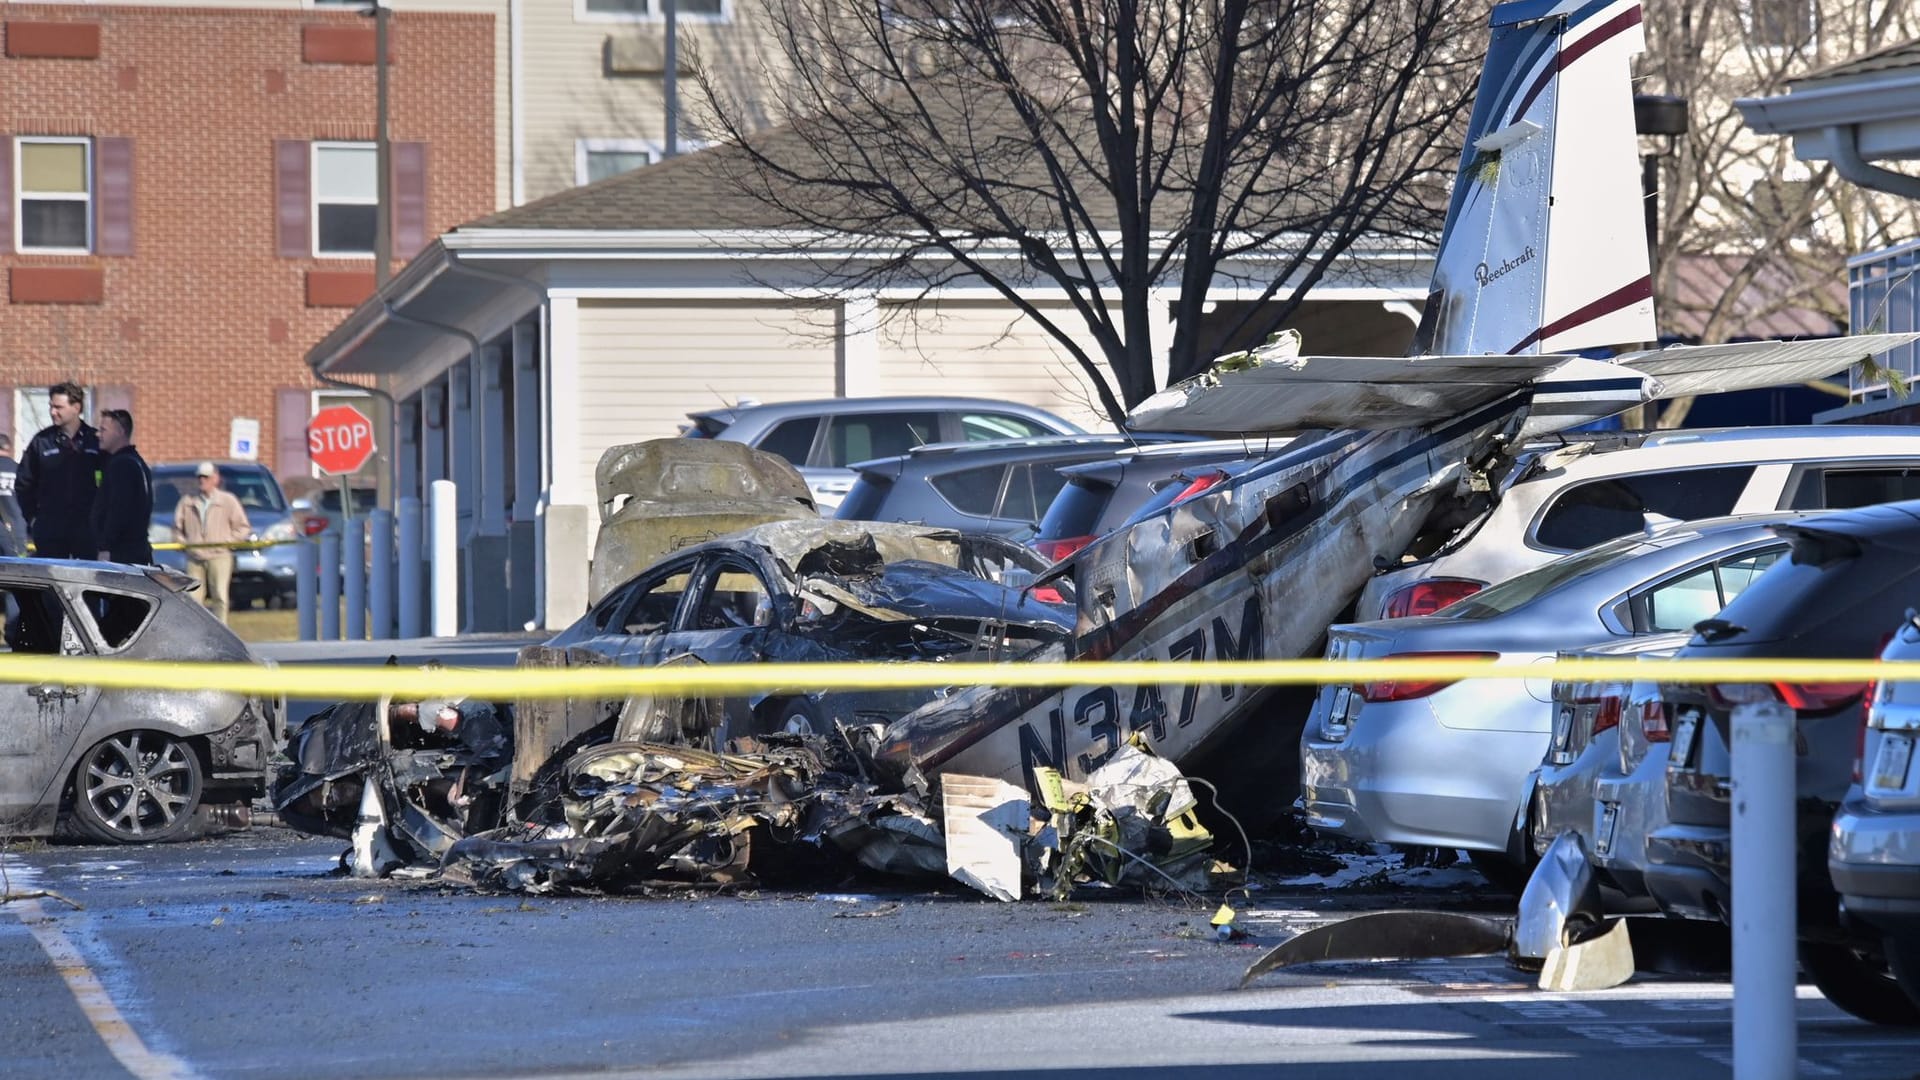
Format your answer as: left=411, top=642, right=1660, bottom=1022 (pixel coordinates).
left=360, top=0, right=393, bottom=288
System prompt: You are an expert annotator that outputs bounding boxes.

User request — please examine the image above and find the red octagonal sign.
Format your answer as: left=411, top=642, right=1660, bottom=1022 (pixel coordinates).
left=308, top=403, right=376, bottom=475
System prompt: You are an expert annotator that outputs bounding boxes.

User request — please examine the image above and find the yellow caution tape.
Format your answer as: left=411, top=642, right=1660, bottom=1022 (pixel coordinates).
left=151, top=539, right=298, bottom=552
left=0, top=654, right=1916, bottom=701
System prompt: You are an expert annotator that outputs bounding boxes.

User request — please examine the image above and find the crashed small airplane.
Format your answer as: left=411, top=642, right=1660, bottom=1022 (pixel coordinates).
left=877, top=0, right=1919, bottom=788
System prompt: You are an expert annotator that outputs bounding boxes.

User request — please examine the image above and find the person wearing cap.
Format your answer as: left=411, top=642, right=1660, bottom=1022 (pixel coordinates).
left=15, top=382, right=101, bottom=559
left=92, top=409, right=153, bottom=565
left=172, top=462, right=250, bottom=622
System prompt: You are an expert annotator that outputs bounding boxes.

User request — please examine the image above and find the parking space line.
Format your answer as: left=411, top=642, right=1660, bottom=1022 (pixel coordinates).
left=11, top=896, right=202, bottom=1080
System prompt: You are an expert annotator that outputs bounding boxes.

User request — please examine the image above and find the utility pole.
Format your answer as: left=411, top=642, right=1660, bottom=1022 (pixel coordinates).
left=373, top=0, right=392, bottom=288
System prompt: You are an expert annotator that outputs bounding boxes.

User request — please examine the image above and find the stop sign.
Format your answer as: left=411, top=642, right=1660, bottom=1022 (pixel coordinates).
left=308, top=404, right=377, bottom=475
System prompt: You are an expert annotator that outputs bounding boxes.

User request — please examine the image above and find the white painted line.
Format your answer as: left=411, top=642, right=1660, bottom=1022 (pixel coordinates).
left=8, top=894, right=202, bottom=1080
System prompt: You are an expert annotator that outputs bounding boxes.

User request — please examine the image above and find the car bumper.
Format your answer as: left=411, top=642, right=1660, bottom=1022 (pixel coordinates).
left=1831, top=799, right=1920, bottom=934
left=1301, top=702, right=1547, bottom=853
left=1531, top=732, right=1615, bottom=858
left=1587, top=742, right=1673, bottom=899
left=1644, top=822, right=1732, bottom=922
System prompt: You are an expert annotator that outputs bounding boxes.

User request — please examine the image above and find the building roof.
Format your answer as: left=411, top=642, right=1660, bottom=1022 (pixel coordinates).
left=1794, top=38, right=1920, bottom=84
left=462, top=140, right=799, bottom=232
left=1663, top=253, right=1846, bottom=341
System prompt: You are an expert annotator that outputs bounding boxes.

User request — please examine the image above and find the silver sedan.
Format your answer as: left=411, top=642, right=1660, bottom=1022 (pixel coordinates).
left=1300, top=514, right=1804, bottom=888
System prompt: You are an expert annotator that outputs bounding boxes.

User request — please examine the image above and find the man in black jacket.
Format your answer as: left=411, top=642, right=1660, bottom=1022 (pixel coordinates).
left=0, top=434, right=29, bottom=558
left=92, top=409, right=152, bottom=565
left=16, top=382, right=101, bottom=559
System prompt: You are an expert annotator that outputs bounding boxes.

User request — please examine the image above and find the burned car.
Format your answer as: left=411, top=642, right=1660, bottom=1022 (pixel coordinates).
left=0, top=559, right=275, bottom=843
left=274, top=519, right=1073, bottom=872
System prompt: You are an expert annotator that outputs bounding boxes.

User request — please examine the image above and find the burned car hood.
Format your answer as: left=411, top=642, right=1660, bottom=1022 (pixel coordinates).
left=802, top=558, right=1071, bottom=631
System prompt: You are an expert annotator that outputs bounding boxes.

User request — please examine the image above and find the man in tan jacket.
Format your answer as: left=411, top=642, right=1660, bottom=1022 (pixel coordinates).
left=173, top=462, right=250, bottom=622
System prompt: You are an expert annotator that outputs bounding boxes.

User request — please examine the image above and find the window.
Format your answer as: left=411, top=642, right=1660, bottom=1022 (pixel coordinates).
left=756, top=418, right=820, bottom=467
left=961, top=413, right=1046, bottom=441
left=931, top=463, right=1059, bottom=522
left=312, top=142, right=377, bottom=256
left=823, top=412, right=940, bottom=466
left=1746, top=0, right=1813, bottom=49
left=0, top=586, right=82, bottom=656
left=575, top=139, right=659, bottom=186
left=1639, top=548, right=1783, bottom=633
left=1533, top=467, right=1752, bottom=552
left=83, top=591, right=152, bottom=650
left=623, top=572, right=690, bottom=634
left=694, top=563, right=772, bottom=631
left=16, top=137, right=92, bottom=253
left=579, top=0, right=725, bottom=21
left=1792, top=467, right=1920, bottom=510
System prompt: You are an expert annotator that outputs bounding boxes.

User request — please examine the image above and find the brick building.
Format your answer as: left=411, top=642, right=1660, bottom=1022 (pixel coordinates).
left=0, top=5, right=493, bottom=474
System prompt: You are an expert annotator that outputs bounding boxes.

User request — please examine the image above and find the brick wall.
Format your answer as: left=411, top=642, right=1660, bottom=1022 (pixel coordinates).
left=0, top=5, right=494, bottom=475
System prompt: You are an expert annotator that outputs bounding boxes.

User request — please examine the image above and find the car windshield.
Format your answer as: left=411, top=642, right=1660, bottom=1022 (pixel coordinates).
left=151, top=467, right=286, bottom=515
left=1438, top=532, right=1652, bottom=619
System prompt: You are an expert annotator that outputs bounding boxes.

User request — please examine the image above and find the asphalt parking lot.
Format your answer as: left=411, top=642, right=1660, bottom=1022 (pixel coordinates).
left=2, top=829, right=1916, bottom=1080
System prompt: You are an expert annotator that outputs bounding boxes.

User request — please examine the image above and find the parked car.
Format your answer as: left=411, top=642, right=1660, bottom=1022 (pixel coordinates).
left=1645, top=501, right=1920, bottom=1025
left=681, top=396, right=1087, bottom=510
left=1359, top=425, right=1920, bottom=622
left=835, top=435, right=1164, bottom=540
left=1031, top=437, right=1294, bottom=561
left=0, top=559, right=274, bottom=843
left=1831, top=613, right=1920, bottom=1012
left=1299, top=514, right=1802, bottom=891
left=1529, top=631, right=1688, bottom=909
left=149, top=462, right=298, bottom=609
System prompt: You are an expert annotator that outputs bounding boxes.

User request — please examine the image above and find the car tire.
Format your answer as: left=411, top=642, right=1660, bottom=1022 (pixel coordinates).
left=1800, top=941, right=1920, bottom=1026
left=770, top=698, right=833, bottom=737
left=1885, top=935, right=1920, bottom=1010
left=70, top=731, right=204, bottom=844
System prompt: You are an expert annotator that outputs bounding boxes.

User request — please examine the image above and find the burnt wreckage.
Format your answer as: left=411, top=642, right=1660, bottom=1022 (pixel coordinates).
left=273, top=520, right=1225, bottom=895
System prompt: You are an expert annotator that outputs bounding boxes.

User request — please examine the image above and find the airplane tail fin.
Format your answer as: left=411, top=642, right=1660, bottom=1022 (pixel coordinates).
left=1411, top=0, right=1652, bottom=358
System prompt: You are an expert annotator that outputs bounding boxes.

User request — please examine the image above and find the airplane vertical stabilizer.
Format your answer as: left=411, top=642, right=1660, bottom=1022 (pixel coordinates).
left=1415, top=0, right=1652, bottom=358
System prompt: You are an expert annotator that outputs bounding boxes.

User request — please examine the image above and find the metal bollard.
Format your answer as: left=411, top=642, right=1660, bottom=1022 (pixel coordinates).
left=429, top=480, right=457, bottom=637
left=1730, top=698, right=1798, bottom=1079
left=343, top=516, right=366, bottom=641
left=319, top=529, right=342, bottom=641
left=296, top=536, right=318, bottom=642
left=369, top=508, right=394, bottom=640
left=397, top=497, right=422, bottom=640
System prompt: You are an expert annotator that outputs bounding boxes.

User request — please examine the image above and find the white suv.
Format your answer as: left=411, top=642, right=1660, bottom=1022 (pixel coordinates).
left=1358, top=425, right=1920, bottom=621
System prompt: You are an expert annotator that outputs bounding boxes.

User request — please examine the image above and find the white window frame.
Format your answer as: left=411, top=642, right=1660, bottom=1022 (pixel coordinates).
left=310, top=140, right=378, bottom=259
left=574, top=0, right=730, bottom=25
left=574, top=139, right=665, bottom=186
left=15, top=136, right=93, bottom=256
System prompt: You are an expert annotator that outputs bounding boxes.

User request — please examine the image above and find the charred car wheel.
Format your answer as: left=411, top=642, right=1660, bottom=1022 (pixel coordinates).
left=71, top=731, right=204, bottom=844
left=776, top=699, right=832, bottom=736
left=1800, top=941, right=1920, bottom=1026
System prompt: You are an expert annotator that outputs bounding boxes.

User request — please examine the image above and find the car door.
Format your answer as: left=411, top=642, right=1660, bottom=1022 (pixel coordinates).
left=604, top=556, right=701, bottom=670
left=0, top=581, right=104, bottom=825
left=661, top=554, right=779, bottom=737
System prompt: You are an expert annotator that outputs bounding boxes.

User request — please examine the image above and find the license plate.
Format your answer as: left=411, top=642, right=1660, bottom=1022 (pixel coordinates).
left=1872, top=733, right=1914, bottom=792
left=1595, top=802, right=1620, bottom=858
left=1670, top=711, right=1699, bottom=771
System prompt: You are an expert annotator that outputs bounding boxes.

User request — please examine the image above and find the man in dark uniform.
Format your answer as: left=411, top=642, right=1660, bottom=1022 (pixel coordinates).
left=0, top=434, right=29, bottom=557
left=15, top=382, right=101, bottom=559
left=92, top=409, right=153, bottom=565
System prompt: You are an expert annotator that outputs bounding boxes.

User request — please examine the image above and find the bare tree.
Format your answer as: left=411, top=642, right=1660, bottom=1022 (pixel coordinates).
left=1642, top=0, right=1920, bottom=425
left=695, top=0, right=1482, bottom=423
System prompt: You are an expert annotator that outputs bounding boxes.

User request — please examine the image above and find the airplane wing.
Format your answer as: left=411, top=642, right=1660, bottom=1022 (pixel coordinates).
left=1612, top=333, right=1920, bottom=399
left=1129, top=330, right=1920, bottom=437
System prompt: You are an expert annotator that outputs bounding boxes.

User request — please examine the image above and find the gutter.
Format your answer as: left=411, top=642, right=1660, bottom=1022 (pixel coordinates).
left=1827, top=124, right=1920, bottom=199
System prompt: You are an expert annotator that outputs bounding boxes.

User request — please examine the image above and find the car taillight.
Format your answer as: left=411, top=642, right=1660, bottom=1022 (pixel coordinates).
left=1359, top=652, right=1499, bottom=702
left=1170, top=471, right=1227, bottom=506
left=1704, top=682, right=1867, bottom=712
left=1031, top=535, right=1094, bottom=563
left=1590, top=695, right=1623, bottom=737
left=1380, top=579, right=1485, bottom=620
left=1640, top=698, right=1670, bottom=743
left=301, top=515, right=331, bottom=537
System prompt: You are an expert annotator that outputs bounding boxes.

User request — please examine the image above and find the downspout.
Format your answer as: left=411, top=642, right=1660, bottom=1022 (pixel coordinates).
left=1826, top=124, right=1920, bottom=199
